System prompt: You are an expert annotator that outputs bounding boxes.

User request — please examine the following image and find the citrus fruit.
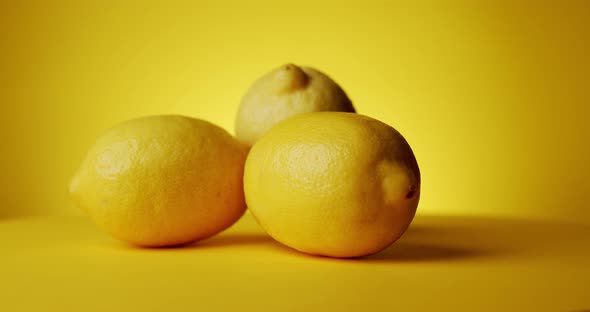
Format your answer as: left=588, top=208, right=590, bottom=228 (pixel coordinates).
left=69, top=115, right=248, bottom=247
left=244, top=112, right=420, bottom=258
left=235, top=63, right=355, bottom=145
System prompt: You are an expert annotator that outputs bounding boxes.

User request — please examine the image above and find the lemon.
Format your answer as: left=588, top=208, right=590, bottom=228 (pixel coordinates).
left=244, top=112, right=420, bottom=258
left=69, top=115, right=248, bottom=247
left=235, top=63, right=355, bottom=145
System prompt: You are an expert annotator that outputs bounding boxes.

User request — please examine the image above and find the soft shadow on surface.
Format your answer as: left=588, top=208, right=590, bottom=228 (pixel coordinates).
left=361, top=215, right=590, bottom=263
left=103, top=215, right=589, bottom=262
left=0, top=209, right=36, bottom=220
left=106, top=233, right=277, bottom=251
left=358, top=218, right=514, bottom=262
left=190, top=233, right=275, bottom=249
left=364, top=242, right=484, bottom=262
left=107, top=218, right=510, bottom=260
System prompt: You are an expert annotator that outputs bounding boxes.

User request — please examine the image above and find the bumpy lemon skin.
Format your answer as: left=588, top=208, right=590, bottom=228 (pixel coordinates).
left=69, top=115, right=248, bottom=247
left=235, top=63, right=355, bottom=146
left=244, top=112, right=420, bottom=258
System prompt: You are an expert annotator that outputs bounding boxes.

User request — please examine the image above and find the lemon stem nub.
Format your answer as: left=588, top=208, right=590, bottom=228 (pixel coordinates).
left=274, top=63, right=308, bottom=93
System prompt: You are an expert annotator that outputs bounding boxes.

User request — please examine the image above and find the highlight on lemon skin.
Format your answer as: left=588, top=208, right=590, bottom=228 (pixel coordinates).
left=243, top=112, right=420, bottom=258
left=234, top=63, right=355, bottom=146
left=69, top=115, right=249, bottom=247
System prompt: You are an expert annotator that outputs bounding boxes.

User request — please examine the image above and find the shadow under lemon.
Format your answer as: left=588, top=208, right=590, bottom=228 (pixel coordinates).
left=188, top=221, right=490, bottom=262
left=102, top=213, right=590, bottom=263
left=195, top=217, right=504, bottom=262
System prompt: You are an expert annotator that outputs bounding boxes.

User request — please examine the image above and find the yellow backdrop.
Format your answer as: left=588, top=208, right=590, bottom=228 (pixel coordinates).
left=2, top=1, right=589, bottom=222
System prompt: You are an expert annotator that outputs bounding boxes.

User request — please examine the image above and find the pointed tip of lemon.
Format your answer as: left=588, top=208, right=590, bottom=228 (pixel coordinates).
left=68, top=174, right=80, bottom=195
left=273, top=63, right=308, bottom=93
left=378, top=161, right=414, bottom=206
left=68, top=173, right=87, bottom=212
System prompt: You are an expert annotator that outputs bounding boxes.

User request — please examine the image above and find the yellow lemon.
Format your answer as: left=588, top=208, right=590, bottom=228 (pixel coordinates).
left=235, top=63, right=355, bottom=145
left=244, top=112, right=420, bottom=258
left=69, top=115, right=248, bottom=247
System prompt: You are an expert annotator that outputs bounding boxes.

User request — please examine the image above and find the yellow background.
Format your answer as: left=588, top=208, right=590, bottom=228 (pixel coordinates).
left=1, top=2, right=589, bottom=311
left=2, top=1, right=589, bottom=221
left=2, top=1, right=589, bottom=222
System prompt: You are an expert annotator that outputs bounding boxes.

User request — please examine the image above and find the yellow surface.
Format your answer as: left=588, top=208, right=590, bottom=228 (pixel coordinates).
left=1, top=213, right=589, bottom=311
left=1, top=1, right=589, bottom=221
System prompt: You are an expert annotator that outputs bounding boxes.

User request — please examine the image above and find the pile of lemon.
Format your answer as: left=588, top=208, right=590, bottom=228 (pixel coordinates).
left=70, top=64, right=420, bottom=258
